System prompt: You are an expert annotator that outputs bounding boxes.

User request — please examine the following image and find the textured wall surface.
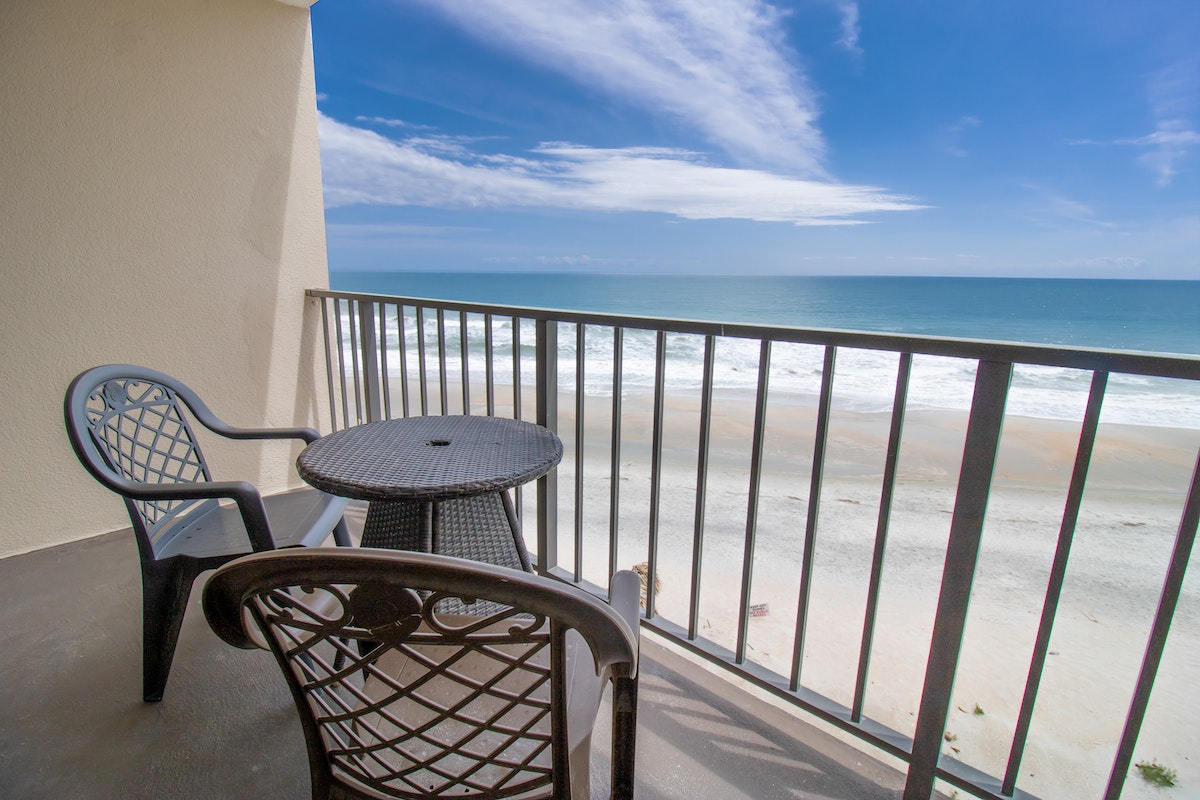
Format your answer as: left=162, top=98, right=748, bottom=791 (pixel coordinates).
left=0, top=0, right=331, bottom=556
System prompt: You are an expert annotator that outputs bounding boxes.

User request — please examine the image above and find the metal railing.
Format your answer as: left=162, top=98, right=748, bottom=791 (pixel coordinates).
left=309, top=287, right=1200, bottom=800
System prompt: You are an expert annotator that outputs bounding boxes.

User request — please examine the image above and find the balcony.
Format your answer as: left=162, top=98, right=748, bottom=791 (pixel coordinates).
left=5, top=3, right=1196, bottom=796
left=3, top=289, right=1196, bottom=800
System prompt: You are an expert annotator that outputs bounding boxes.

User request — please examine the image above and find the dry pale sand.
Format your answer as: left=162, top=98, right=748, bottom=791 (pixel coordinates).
left=391, top=379, right=1200, bottom=798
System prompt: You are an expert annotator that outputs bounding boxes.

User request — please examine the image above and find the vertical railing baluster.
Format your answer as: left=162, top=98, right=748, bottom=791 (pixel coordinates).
left=737, top=339, right=772, bottom=663
left=1004, top=371, right=1107, bottom=794
left=609, top=327, right=624, bottom=581
left=790, top=345, right=837, bottom=690
left=397, top=305, right=410, bottom=418
left=416, top=307, right=429, bottom=416
left=574, top=323, right=586, bottom=582
left=319, top=297, right=339, bottom=431
left=1104, top=446, right=1200, bottom=800
left=358, top=301, right=381, bottom=423
left=379, top=303, right=392, bottom=420
left=905, top=359, right=1012, bottom=800
left=460, top=311, right=471, bottom=414
left=436, top=308, right=449, bottom=415
left=332, top=299, right=350, bottom=430
left=688, top=334, right=716, bottom=641
left=484, top=313, right=495, bottom=416
left=536, top=319, right=559, bottom=575
left=512, top=316, right=522, bottom=419
left=512, top=317, right=523, bottom=524
left=645, top=331, right=667, bottom=619
left=853, top=351, right=912, bottom=721
left=347, top=300, right=364, bottom=425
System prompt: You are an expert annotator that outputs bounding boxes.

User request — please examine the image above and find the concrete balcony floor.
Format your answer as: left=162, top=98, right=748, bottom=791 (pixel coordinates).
left=1, top=502, right=907, bottom=799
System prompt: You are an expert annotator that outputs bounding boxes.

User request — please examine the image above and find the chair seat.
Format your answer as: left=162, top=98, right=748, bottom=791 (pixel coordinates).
left=156, top=489, right=349, bottom=560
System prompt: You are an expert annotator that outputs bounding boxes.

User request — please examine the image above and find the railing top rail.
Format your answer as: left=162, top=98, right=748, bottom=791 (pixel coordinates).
left=308, top=288, right=1200, bottom=381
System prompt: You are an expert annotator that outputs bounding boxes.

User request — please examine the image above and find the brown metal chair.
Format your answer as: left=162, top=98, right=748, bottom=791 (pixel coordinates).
left=203, top=548, right=640, bottom=799
left=64, top=364, right=352, bottom=701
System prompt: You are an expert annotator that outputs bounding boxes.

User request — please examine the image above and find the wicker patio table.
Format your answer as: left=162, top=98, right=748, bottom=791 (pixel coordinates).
left=297, top=415, right=562, bottom=572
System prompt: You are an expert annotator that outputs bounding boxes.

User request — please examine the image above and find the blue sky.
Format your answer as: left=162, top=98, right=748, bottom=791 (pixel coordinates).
left=311, top=1, right=1199, bottom=278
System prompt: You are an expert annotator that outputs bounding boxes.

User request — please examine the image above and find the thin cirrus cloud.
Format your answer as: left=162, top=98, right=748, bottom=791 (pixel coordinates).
left=1128, top=126, right=1200, bottom=187
left=318, top=113, right=925, bottom=225
left=1140, top=58, right=1200, bottom=186
left=1070, top=58, right=1199, bottom=186
left=941, top=115, right=981, bottom=158
left=404, top=0, right=828, bottom=177
left=831, top=0, right=862, bottom=57
left=1071, top=126, right=1200, bottom=186
left=1023, top=184, right=1115, bottom=230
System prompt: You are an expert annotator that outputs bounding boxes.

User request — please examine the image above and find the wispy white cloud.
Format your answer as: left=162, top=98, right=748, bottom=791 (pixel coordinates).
left=831, top=1, right=862, bottom=57
left=355, top=116, right=438, bottom=132
left=318, top=113, right=924, bottom=225
left=325, top=222, right=486, bottom=238
left=1052, top=256, right=1148, bottom=273
left=405, top=0, right=826, bottom=176
left=1071, top=126, right=1200, bottom=187
left=1023, top=184, right=1116, bottom=230
left=1127, top=126, right=1200, bottom=187
left=1070, top=58, right=1199, bottom=186
left=1047, top=194, right=1102, bottom=224
left=940, top=115, right=981, bottom=157
left=1141, top=58, right=1200, bottom=185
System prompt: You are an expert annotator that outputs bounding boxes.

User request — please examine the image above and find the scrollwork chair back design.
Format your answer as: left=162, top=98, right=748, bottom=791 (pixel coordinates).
left=204, top=549, right=640, bottom=800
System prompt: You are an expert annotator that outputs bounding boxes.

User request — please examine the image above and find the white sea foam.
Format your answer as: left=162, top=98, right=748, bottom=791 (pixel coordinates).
left=363, top=311, right=1200, bottom=429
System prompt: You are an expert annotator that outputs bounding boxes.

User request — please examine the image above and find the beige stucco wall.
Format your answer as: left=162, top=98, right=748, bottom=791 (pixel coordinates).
left=0, top=0, right=332, bottom=556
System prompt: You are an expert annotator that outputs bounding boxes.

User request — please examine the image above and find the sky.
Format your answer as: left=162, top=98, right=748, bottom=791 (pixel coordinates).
left=311, top=1, right=1200, bottom=279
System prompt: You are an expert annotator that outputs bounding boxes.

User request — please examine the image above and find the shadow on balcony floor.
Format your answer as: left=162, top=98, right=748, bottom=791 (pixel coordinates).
left=1, top=506, right=906, bottom=799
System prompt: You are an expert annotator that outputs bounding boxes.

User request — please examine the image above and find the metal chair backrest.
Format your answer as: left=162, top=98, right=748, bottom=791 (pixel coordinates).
left=203, top=549, right=639, bottom=800
left=64, top=365, right=216, bottom=547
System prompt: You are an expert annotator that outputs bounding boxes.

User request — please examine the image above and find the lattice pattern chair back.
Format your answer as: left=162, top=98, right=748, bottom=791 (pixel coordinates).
left=204, top=549, right=640, bottom=800
left=82, top=374, right=212, bottom=542
left=65, top=364, right=352, bottom=702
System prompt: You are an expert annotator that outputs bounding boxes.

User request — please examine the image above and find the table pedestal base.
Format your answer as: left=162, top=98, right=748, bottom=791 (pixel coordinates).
left=361, top=492, right=532, bottom=573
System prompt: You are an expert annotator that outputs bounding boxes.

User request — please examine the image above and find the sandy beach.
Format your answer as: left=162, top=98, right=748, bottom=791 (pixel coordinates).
left=387, top=377, right=1200, bottom=798
left=559, top=385, right=1200, bottom=799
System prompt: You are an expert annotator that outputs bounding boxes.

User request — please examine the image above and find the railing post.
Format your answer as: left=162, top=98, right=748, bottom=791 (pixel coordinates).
left=904, top=359, right=1011, bottom=800
left=357, top=301, right=382, bottom=422
left=790, top=345, right=836, bottom=690
left=736, top=340, right=772, bottom=663
left=645, top=330, right=667, bottom=618
left=608, top=328, right=624, bottom=580
left=318, top=296, right=340, bottom=431
left=535, top=319, right=559, bottom=575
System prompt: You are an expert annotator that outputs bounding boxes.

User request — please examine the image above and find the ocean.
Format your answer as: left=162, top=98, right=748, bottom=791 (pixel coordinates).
left=330, top=272, right=1200, bottom=428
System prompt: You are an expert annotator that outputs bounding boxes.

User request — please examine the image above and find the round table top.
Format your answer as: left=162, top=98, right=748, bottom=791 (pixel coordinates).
left=297, top=415, right=563, bottom=502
